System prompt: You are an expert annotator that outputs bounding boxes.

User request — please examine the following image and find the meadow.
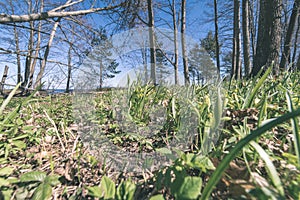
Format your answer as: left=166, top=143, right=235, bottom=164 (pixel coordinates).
left=0, top=69, right=300, bottom=199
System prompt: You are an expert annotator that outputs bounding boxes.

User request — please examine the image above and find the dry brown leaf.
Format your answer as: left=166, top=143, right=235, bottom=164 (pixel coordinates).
left=250, top=172, right=269, bottom=188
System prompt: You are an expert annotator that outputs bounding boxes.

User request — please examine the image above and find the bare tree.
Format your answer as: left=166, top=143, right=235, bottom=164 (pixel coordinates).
left=231, top=0, right=241, bottom=79
left=146, top=0, right=181, bottom=84
left=0, top=0, right=124, bottom=90
left=34, top=18, right=61, bottom=88
left=147, top=0, right=157, bottom=84
left=253, top=0, right=282, bottom=76
left=280, top=0, right=300, bottom=70
left=181, top=0, right=189, bottom=85
left=28, top=6, right=43, bottom=89
left=171, top=0, right=179, bottom=84
left=8, top=0, right=22, bottom=83
left=268, top=0, right=282, bottom=74
left=297, top=48, right=300, bottom=70
left=66, top=34, right=73, bottom=93
left=21, top=0, right=34, bottom=88
left=242, top=0, right=252, bottom=77
left=13, top=25, right=21, bottom=83
left=249, top=0, right=258, bottom=57
left=292, top=15, right=300, bottom=69
left=214, top=0, right=221, bottom=75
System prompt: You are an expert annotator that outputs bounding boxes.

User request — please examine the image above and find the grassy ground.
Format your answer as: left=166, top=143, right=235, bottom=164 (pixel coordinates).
left=0, top=71, right=300, bottom=199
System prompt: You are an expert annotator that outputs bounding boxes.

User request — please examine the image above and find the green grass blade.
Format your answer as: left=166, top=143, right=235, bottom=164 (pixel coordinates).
left=0, top=84, right=42, bottom=132
left=250, top=141, right=284, bottom=196
left=0, top=82, right=21, bottom=116
left=200, top=107, right=300, bottom=200
left=286, top=92, right=300, bottom=165
left=243, top=66, right=272, bottom=109
left=258, top=94, right=268, bottom=127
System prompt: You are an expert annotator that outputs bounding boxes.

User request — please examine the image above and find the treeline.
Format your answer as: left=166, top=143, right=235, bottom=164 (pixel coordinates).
left=0, top=0, right=299, bottom=91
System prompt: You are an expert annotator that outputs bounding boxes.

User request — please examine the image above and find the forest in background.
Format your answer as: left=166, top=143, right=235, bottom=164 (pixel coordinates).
left=0, top=0, right=299, bottom=91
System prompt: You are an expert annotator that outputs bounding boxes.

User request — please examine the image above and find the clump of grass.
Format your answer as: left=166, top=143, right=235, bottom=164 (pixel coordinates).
left=1, top=70, right=300, bottom=199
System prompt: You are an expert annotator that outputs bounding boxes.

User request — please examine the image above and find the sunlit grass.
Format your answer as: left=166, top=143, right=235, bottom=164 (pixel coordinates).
left=1, top=70, right=300, bottom=199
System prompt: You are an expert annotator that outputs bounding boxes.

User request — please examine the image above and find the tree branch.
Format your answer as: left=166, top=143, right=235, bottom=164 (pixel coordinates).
left=0, top=47, right=69, bottom=66
left=0, top=3, right=124, bottom=24
left=50, top=0, right=83, bottom=12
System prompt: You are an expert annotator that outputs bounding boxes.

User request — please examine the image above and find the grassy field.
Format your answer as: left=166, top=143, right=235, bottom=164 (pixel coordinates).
left=0, top=70, right=300, bottom=199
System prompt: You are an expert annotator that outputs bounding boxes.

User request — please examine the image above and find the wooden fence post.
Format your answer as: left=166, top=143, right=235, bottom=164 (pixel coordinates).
left=0, top=65, right=9, bottom=94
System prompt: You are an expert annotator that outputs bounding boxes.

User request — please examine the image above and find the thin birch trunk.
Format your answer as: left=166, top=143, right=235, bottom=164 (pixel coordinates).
left=181, top=0, right=189, bottom=85
left=279, top=0, right=300, bottom=70
left=28, top=0, right=43, bottom=89
left=147, top=0, right=156, bottom=84
left=172, top=0, right=179, bottom=84
left=13, top=26, right=22, bottom=83
left=232, top=0, right=241, bottom=79
left=292, top=15, right=300, bottom=69
left=34, top=18, right=61, bottom=88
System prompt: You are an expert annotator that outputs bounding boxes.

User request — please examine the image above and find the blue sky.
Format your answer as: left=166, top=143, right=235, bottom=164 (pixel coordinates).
left=0, top=0, right=215, bottom=89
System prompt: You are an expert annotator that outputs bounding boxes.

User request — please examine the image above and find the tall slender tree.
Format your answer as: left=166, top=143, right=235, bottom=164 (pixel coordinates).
left=242, top=0, right=252, bottom=77
left=249, top=0, right=258, bottom=57
left=232, top=0, right=241, bottom=79
left=22, top=0, right=34, bottom=88
left=297, top=50, right=300, bottom=70
left=280, top=0, right=300, bottom=70
left=66, top=33, right=73, bottom=93
left=292, top=15, right=300, bottom=69
left=147, top=0, right=157, bottom=84
left=9, top=0, right=22, bottom=83
left=181, top=0, right=189, bottom=85
left=34, top=18, right=61, bottom=88
left=28, top=0, right=44, bottom=89
left=172, top=0, right=179, bottom=84
left=0, top=0, right=124, bottom=89
left=213, top=0, right=221, bottom=75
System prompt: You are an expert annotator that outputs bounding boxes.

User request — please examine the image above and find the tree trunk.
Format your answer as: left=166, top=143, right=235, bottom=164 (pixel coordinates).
left=28, top=0, right=44, bottom=89
left=242, top=0, right=252, bottom=77
left=66, top=42, right=72, bottom=93
left=282, top=0, right=289, bottom=46
left=249, top=0, right=258, bottom=57
left=22, top=1, right=34, bottom=88
left=267, top=0, right=282, bottom=74
left=34, top=18, right=61, bottom=88
left=172, top=0, right=179, bottom=85
left=142, top=46, right=148, bottom=84
left=232, top=0, right=241, bottom=80
left=22, top=19, right=34, bottom=88
left=28, top=20, right=42, bottom=88
left=214, top=0, right=221, bottom=75
left=13, top=25, right=22, bottom=83
left=99, top=61, right=103, bottom=89
left=9, top=0, right=22, bottom=83
left=252, top=0, right=282, bottom=76
left=66, top=22, right=74, bottom=93
left=297, top=51, right=300, bottom=70
left=249, top=0, right=259, bottom=57
left=181, top=0, right=189, bottom=85
left=292, top=15, right=300, bottom=70
left=147, top=0, right=156, bottom=84
left=253, top=0, right=270, bottom=76
left=279, top=0, right=300, bottom=70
